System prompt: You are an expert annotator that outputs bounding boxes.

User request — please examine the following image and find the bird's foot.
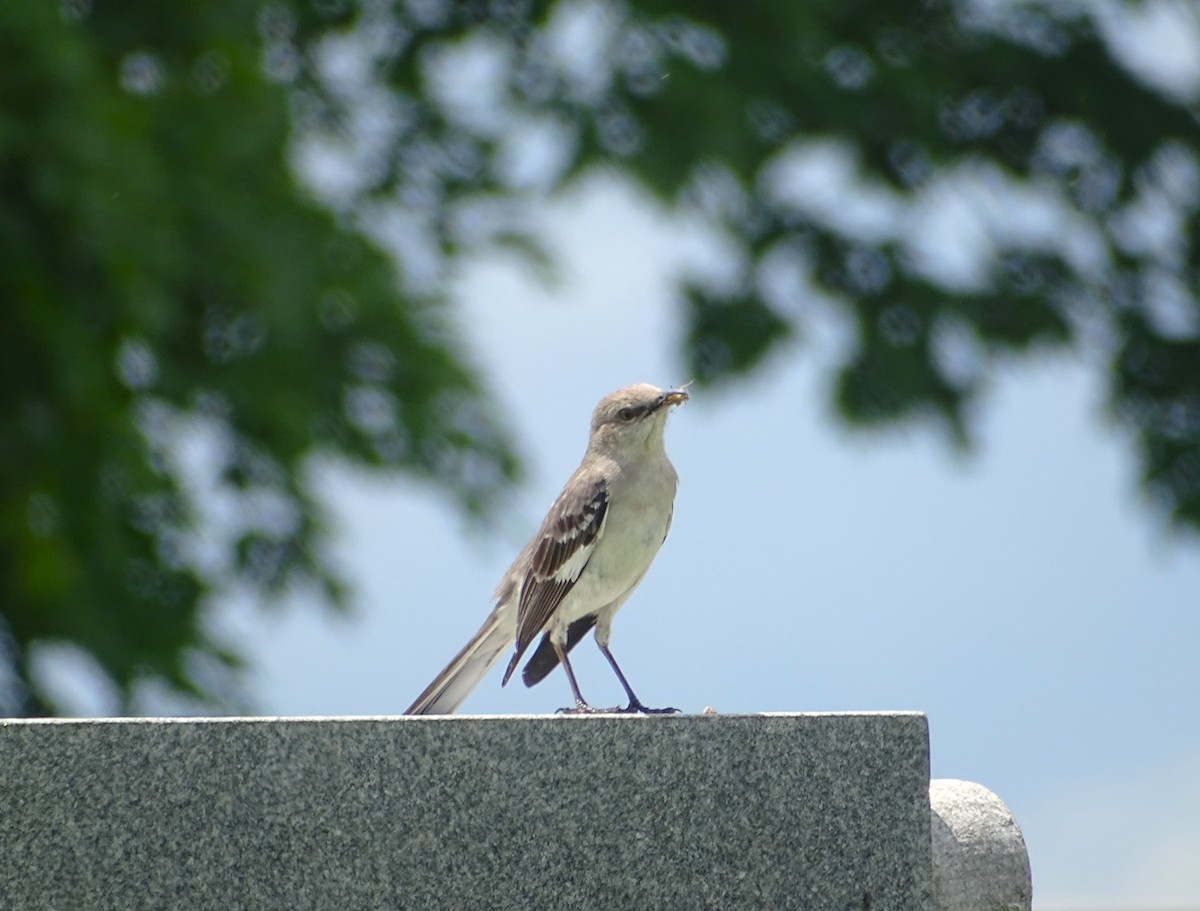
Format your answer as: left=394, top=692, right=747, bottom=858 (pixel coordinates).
left=617, top=700, right=680, bottom=715
left=555, top=702, right=622, bottom=715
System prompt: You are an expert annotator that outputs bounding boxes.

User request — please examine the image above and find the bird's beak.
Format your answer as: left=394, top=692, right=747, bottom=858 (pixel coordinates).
left=660, top=389, right=689, bottom=409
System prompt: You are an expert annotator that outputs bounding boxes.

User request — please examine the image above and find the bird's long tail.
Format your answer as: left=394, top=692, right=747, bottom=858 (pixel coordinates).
left=404, top=604, right=515, bottom=715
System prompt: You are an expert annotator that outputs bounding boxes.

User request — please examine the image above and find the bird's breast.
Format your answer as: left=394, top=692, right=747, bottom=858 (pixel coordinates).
left=552, top=470, right=675, bottom=624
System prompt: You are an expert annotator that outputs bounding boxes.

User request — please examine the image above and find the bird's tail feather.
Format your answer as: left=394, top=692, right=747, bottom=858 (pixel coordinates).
left=520, top=614, right=597, bottom=687
left=404, top=606, right=514, bottom=715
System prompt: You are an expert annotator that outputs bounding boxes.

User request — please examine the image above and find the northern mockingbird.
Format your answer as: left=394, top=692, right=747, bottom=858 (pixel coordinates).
left=405, top=383, right=688, bottom=715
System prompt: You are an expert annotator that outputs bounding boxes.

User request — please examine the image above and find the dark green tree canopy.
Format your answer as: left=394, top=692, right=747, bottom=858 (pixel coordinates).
left=2, top=0, right=1197, bottom=713
left=2, top=0, right=521, bottom=713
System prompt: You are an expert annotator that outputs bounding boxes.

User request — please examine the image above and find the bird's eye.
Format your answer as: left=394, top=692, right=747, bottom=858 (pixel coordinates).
left=617, top=407, right=637, bottom=423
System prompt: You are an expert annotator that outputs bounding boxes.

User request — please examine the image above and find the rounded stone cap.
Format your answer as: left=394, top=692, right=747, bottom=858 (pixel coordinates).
left=929, top=778, right=1032, bottom=911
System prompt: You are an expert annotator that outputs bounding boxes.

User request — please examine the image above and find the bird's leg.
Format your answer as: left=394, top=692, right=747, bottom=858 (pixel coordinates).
left=553, top=641, right=617, bottom=714
left=598, top=642, right=679, bottom=714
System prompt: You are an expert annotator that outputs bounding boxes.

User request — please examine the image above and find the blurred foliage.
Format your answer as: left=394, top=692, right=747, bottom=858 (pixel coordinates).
left=0, top=0, right=520, bottom=714
left=3, top=0, right=1198, bottom=713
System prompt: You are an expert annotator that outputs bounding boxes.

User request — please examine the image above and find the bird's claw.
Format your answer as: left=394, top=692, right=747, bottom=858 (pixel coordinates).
left=618, top=701, right=680, bottom=715
left=555, top=697, right=680, bottom=715
left=555, top=703, right=622, bottom=715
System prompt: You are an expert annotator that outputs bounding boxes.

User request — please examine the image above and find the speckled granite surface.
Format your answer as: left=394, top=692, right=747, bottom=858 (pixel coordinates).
left=0, top=713, right=931, bottom=910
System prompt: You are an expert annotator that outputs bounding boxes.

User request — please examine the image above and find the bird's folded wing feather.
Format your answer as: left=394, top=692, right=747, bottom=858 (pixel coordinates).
left=502, top=476, right=608, bottom=683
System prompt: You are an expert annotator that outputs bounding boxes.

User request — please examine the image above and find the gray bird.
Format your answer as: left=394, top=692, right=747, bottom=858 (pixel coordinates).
left=405, top=383, right=688, bottom=715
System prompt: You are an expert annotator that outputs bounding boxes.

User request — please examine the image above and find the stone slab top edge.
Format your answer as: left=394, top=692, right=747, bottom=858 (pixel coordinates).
left=0, top=710, right=928, bottom=725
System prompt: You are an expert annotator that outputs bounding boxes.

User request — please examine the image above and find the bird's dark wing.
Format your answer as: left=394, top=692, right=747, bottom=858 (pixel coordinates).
left=501, top=477, right=608, bottom=685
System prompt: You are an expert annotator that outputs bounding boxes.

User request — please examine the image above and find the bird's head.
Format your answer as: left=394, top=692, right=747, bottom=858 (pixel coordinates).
left=589, top=383, right=689, bottom=453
